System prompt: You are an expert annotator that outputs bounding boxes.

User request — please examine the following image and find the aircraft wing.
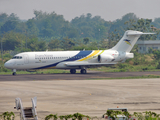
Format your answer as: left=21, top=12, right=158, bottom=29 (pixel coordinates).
left=65, top=62, right=117, bottom=67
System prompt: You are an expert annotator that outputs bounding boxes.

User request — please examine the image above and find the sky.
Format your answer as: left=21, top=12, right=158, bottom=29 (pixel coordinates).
left=0, top=0, right=160, bottom=21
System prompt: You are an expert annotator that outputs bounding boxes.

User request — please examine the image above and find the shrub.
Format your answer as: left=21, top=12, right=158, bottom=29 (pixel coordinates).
left=118, top=64, right=127, bottom=69
left=119, top=69, right=126, bottom=72
left=129, top=60, right=134, bottom=65
left=133, top=59, right=140, bottom=65
left=142, top=67, right=148, bottom=71
left=156, top=62, right=160, bottom=69
left=0, top=65, right=11, bottom=72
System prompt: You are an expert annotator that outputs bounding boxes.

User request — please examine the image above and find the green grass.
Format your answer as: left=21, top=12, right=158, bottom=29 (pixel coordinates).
left=0, top=69, right=70, bottom=75
left=87, top=75, right=160, bottom=80
left=90, top=64, right=160, bottom=72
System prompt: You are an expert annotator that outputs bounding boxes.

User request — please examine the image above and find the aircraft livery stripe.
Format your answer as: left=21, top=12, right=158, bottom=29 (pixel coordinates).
left=98, top=50, right=105, bottom=55
left=78, top=50, right=100, bottom=61
left=65, top=50, right=92, bottom=61
left=33, top=50, right=92, bottom=69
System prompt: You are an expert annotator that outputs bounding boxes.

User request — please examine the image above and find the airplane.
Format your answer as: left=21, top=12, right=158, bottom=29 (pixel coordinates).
left=4, top=30, right=154, bottom=75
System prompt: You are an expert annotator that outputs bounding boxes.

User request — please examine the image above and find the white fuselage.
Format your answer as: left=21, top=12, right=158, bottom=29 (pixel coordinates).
left=4, top=49, right=132, bottom=70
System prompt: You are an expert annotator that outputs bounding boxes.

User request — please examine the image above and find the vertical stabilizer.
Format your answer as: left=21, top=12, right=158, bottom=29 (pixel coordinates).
left=111, top=30, right=155, bottom=52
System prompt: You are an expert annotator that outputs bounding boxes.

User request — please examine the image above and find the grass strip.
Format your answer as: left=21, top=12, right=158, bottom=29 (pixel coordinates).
left=87, top=75, right=160, bottom=80
left=0, top=69, right=70, bottom=75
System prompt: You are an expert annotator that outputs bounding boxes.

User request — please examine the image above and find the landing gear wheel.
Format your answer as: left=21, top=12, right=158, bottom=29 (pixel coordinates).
left=70, top=69, right=76, bottom=74
left=12, top=72, right=16, bottom=76
left=12, top=69, right=16, bottom=76
left=80, top=69, right=87, bottom=74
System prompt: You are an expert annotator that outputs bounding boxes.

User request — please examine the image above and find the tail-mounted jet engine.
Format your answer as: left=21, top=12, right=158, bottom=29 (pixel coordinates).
left=98, top=54, right=114, bottom=63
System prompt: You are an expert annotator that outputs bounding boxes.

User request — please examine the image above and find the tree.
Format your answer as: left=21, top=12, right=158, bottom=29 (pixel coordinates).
left=152, top=50, right=160, bottom=60
left=1, top=20, right=18, bottom=33
left=71, top=13, right=110, bottom=40
left=8, top=13, right=19, bottom=21
left=124, top=18, right=158, bottom=40
left=27, top=36, right=47, bottom=51
left=0, top=13, right=8, bottom=27
left=26, top=19, right=39, bottom=36
left=109, top=13, right=138, bottom=36
left=66, top=28, right=79, bottom=38
left=83, top=37, right=89, bottom=44
left=62, top=37, right=75, bottom=50
left=1, top=31, right=24, bottom=51
left=48, top=39, right=60, bottom=50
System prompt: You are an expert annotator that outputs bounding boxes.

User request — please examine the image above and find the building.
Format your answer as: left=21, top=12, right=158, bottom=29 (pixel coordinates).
left=136, top=40, right=160, bottom=53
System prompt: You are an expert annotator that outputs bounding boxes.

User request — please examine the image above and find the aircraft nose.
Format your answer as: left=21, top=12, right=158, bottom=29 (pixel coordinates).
left=4, top=61, right=12, bottom=69
left=4, top=62, right=9, bottom=68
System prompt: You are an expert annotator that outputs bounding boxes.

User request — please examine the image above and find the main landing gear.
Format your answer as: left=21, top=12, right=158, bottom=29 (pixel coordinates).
left=12, top=69, right=16, bottom=76
left=70, top=69, right=87, bottom=74
left=70, top=69, right=76, bottom=74
left=80, top=69, right=86, bottom=74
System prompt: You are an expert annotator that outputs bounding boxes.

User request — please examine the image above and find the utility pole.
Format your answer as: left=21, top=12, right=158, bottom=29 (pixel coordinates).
left=1, top=35, right=3, bottom=64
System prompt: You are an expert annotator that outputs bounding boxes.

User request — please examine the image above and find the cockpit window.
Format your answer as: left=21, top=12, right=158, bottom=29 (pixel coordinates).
left=12, top=56, right=22, bottom=59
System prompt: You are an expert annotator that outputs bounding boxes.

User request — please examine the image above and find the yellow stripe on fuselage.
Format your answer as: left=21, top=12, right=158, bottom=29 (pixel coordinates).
left=97, top=50, right=104, bottom=56
left=78, top=50, right=100, bottom=61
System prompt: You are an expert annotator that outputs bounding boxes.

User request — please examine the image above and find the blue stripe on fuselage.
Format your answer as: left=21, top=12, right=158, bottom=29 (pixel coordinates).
left=33, top=50, right=92, bottom=69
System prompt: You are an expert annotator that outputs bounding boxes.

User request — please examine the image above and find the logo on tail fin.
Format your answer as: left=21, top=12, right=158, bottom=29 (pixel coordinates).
left=124, top=39, right=131, bottom=46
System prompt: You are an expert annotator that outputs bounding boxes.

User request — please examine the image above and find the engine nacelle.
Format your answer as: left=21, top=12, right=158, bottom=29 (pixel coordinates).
left=98, top=54, right=114, bottom=63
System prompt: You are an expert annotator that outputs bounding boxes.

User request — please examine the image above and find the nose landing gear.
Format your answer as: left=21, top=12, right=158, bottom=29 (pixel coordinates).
left=12, top=69, right=16, bottom=76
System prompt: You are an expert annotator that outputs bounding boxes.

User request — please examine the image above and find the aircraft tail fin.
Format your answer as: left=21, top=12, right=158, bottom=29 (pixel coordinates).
left=111, top=30, right=155, bottom=52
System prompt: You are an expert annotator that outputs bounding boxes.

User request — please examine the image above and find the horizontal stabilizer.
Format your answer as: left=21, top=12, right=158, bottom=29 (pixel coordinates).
left=127, top=31, right=155, bottom=36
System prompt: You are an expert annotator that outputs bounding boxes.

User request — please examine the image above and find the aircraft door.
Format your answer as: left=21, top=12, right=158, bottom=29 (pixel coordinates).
left=23, top=54, right=29, bottom=64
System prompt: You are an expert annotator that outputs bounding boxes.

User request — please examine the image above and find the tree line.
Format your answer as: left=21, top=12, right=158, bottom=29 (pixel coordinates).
left=0, top=11, right=160, bottom=52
